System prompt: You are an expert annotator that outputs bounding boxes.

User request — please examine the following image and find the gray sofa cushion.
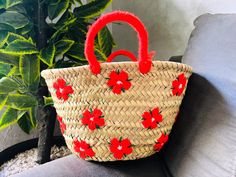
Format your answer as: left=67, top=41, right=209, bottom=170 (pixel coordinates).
left=163, top=14, right=236, bottom=177
left=12, top=154, right=168, bottom=177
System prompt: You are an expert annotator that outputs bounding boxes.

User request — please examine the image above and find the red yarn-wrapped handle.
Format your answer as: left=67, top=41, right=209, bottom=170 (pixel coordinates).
left=84, top=11, right=155, bottom=75
left=106, top=50, right=137, bottom=62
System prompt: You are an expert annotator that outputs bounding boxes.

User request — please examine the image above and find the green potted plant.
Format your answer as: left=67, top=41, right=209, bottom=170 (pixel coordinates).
left=0, top=0, right=115, bottom=164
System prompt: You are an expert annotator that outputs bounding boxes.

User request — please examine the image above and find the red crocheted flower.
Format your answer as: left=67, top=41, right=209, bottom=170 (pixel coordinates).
left=172, top=73, right=187, bottom=96
left=154, top=134, right=169, bottom=151
left=81, top=108, right=105, bottom=130
left=106, top=70, right=132, bottom=94
left=53, top=78, right=74, bottom=101
left=57, top=115, right=66, bottom=134
left=109, top=138, right=133, bottom=159
left=73, top=139, right=95, bottom=159
left=141, top=108, right=163, bottom=129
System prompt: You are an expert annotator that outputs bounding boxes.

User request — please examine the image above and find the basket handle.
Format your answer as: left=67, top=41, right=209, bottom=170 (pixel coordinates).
left=106, top=50, right=137, bottom=62
left=84, top=11, right=155, bottom=75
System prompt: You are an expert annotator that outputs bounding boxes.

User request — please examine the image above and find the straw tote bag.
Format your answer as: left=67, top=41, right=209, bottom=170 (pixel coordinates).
left=41, top=11, right=192, bottom=161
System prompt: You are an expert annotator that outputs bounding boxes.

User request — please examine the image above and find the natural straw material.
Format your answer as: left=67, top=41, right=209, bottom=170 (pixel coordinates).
left=42, top=10, right=192, bottom=161
left=41, top=61, right=192, bottom=161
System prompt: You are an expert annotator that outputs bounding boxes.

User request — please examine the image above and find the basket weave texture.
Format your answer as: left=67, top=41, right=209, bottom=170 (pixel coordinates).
left=41, top=61, right=192, bottom=161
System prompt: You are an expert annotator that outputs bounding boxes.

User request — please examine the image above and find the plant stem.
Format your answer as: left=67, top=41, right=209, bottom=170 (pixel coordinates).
left=37, top=105, right=56, bottom=164
left=37, top=0, right=46, bottom=49
left=36, top=0, right=56, bottom=164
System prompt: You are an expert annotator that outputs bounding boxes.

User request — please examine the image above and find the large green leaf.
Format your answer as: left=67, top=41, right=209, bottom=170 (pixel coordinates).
left=6, top=0, right=23, bottom=9
left=95, top=48, right=107, bottom=61
left=66, top=42, right=85, bottom=61
left=0, top=0, right=5, bottom=9
left=0, top=107, right=25, bottom=130
left=0, top=77, right=18, bottom=93
left=0, top=23, right=15, bottom=48
left=19, top=55, right=40, bottom=92
left=48, top=0, right=70, bottom=20
left=6, top=32, right=27, bottom=44
left=0, top=63, right=17, bottom=76
left=7, top=3, right=26, bottom=14
left=0, top=52, right=19, bottom=65
left=55, top=39, right=74, bottom=56
left=6, top=65, right=18, bottom=76
left=28, top=106, right=37, bottom=127
left=97, top=26, right=116, bottom=57
left=0, top=23, right=15, bottom=32
left=0, top=11, right=29, bottom=29
left=67, top=20, right=88, bottom=42
left=0, top=94, right=8, bottom=109
left=0, top=31, right=8, bottom=48
left=71, top=0, right=83, bottom=5
left=0, top=63, right=12, bottom=75
left=17, top=22, right=33, bottom=35
left=74, top=0, right=112, bottom=18
left=43, top=96, right=53, bottom=106
left=5, top=93, right=37, bottom=110
left=1, top=39, right=38, bottom=55
left=54, top=10, right=74, bottom=29
left=66, top=42, right=106, bottom=61
left=74, top=0, right=83, bottom=5
left=17, top=113, right=33, bottom=134
left=50, top=17, right=76, bottom=42
left=14, top=77, right=29, bottom=94
left=54, top=59, right=79, bottom=68
left=39, top=44, right=56, bottom=66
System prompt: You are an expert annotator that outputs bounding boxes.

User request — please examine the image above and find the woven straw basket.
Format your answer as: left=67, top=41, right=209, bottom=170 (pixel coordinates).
left=41, top=11, right=192, bottom=162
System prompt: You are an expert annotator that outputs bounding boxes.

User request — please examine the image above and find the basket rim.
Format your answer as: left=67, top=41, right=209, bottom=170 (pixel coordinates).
left=41, top=60, right=192, bottom=78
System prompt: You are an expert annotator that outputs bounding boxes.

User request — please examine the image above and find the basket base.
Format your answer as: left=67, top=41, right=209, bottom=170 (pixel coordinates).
left=73, top=151, right=158, bottom=162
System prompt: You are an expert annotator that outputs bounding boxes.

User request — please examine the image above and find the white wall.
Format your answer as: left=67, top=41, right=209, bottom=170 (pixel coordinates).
left=0, top=121, right=61, bottom=152
left=112, top=0, right=236, bottom=60
left=0, top=126, right=38, bottom=151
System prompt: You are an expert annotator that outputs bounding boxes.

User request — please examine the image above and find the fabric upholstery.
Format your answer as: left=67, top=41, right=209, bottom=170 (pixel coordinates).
left=163, top=14, right=236, bottom=177
left=12, top=154, right=168, bottom=177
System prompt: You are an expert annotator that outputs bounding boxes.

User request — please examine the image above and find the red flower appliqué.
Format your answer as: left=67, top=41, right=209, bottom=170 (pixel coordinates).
left=106, top=70, right=132, bottom=94
left=141, top=108, right=163, bottom=129
left=109, top=138, right=133, bottom=159
left=81, top=108, right=105, bottom=130
left=154, top=134, right=169, bottom=151
left=53, top=78, right=74, bottom=101
left=57, top=115, right=66, bottom=134
left=172, top=73, right=187, bottom=96
left=73, top=139, right=95, bottom=159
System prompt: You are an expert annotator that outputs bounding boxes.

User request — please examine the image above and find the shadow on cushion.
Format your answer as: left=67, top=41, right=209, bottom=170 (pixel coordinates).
left=163, top=13, right=236, bottom=177
left=164, top=73, right=235, bottom=176
left=11, top=153, right=169, bottom=177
